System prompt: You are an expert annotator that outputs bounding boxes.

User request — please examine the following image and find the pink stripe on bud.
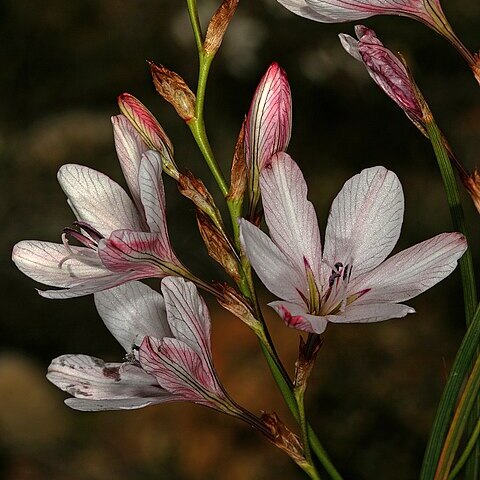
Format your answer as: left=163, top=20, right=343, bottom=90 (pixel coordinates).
left=118, top=93, right=179, bottom=179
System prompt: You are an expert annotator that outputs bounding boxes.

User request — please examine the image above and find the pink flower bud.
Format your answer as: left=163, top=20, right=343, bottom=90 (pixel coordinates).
left=245, top=62, right=292, bottom=217
left=340, top=26, right=423, bottom=124
left=118, top=93, right=179, bottom=179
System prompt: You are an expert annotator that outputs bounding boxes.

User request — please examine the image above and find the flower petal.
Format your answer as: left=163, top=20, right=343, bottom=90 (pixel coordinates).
left=38, top=271, right=142, bottom=299
left=338, top=32, right=363, bottom=61
left=269, top=300, right=328, bottom=334
left=65, top=397, right=165, bottom=411
left=94, top=281, right=170, bottom=353
left=98, top=230, right=181, bottom=277
left=139, top=336, right=224, bottom=406
left=138, top=151, right=170, bottom=235
left=58, top=163, right=144, bottom=235
left=340, top=26, right=422, bottom=120
left=278, top=0, right=439, bottom=24
left=161, top=277, right=212, bottom=359
left=276, top=0, right=340, bottom=22
left=112, top=114, right=149, bottom=211
left=261, top=152, right=322, bottom=282
left=12, top=240, right=106, bottom=287
left=328, top=302, right=414, bottom=323
left=245, top=62, right=292, bottom=172
left=323, top=166, right=404, bottom=280
left=47, top=354, right=172, bottom=411
left=351, top=232, right=467, bottom=303
left=239, top=218, right=306, bottom=303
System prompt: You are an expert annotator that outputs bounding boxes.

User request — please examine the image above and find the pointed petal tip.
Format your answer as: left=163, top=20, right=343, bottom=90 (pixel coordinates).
left=269, top=301, right=328, bottom=334
left=354, top=24, right=369, bottom=38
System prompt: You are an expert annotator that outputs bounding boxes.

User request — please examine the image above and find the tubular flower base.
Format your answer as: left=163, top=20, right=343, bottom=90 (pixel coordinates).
left=12, top=115, right=187, bottom=299
left=240, top=153, right=467, bottom=334
left=47, top=278, right=239, bottom=413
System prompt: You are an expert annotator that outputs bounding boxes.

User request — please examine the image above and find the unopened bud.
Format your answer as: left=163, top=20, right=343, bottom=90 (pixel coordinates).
left=204, top=0, right=239, bottom=56
left=178, top=171, right=224, bottom=229
left=261, top=412, right=306, bottom=466
left=118, top=93, right=179, bottom=179
left=227, top=120, right=247, bottom=203
left=216, top=283, right=261, bottom=331
left=197, top=212, right=241, bottom=282
left=150, top=63, right=196, bottom=122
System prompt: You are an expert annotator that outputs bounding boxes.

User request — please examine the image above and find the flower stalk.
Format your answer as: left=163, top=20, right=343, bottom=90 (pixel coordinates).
left=416, top=91, right=477, bottom=325
left=433, top=352, right=480, bottom=480
left=420, top=303, right=480, bottom=480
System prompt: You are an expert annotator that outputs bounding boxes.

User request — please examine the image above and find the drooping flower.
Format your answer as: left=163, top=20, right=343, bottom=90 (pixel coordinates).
left=12, top=115, right=187, bottom=299
left=240, top=152, right=467, bottom=334
left=276, top=1, right=480, bottom=82
left=339, top=25, right=424, bottom=130
left=340, top=26, right=480, bottom=214
left=245, top=62, right=292, bottom=217
left=47, top=278, right=238, bottom=413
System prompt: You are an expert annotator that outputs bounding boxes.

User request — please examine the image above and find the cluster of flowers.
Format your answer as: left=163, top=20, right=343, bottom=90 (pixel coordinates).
left=11, top=0, right=470, bottom=462
left=12, top=67, right=466, bottom=412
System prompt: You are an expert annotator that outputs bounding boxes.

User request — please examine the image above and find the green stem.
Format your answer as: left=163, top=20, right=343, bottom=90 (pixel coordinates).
left=257, top=329, right=343, bottom=480
left=295, top=388, right=314, bottom=464
left=185, top=0, right=203, bottom=53
left=420, top=303, right=480, bottom=479
left=449, top=418, right=480, bottom=480
left=184, top=3, right=341, bottom=478
left=187, top=53, right=229, bottom=197
left=433, top=353, right=480, bottom=480
left=424, top=117, right=477, bottom=324
left=301, top=464, right=323, bottom=480
left=423, top=115, right=479, bottom=480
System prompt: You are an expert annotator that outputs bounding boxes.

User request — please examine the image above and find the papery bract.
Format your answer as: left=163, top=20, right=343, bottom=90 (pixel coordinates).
left=240, top=153, right=467, bottom=334
left=47, top=278, right=236, bottom=413
left=12, top=115, right=186, bottom=298
left=245, top=62, right=292, bottom=216
left=339, top=25, right=424, bottom=129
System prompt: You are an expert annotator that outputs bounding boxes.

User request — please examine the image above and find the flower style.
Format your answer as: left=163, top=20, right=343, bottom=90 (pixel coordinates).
left=339, top=25, right=424, bottom=130
left=245, top=62, right=292, bottom=216
left=47, top=277, right=237, bottom=413
left=240, top=152, right=467, bottom=334
left=12, top=115, right=187, bottom=298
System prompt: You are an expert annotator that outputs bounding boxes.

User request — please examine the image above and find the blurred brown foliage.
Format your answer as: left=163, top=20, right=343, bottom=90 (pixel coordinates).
left=1, top=1, right=479, bottom=479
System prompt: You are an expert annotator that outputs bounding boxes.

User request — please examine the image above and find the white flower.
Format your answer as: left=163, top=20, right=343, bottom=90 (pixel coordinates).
left=240, top=152, right=467, bottom=333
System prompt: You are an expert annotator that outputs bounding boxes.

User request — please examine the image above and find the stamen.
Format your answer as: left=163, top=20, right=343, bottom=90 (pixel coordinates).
left=321, top=261, right=353, bottom=315
left=74, top=221, right=103, bottom=242
left=63, top=227, right=97, bottom=249
left=59, top=231, right=103, bottom=268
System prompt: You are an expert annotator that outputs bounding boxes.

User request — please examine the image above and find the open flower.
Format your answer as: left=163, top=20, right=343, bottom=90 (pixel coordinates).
left=47, top=278, right=237, bottom=413
left=245, top=62, right=292, bottom=216
left=12, top=115, right=187, bottom=298
left=240, top=152, right=467, bottom=334
left=339, top=25, right=424, bottom=129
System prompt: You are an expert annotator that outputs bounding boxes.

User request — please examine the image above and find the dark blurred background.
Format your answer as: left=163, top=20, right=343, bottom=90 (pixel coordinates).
left=1, top=1, right=479, bottom=479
